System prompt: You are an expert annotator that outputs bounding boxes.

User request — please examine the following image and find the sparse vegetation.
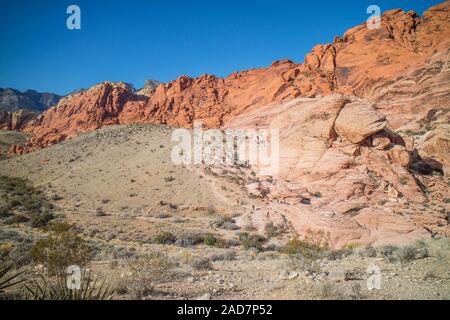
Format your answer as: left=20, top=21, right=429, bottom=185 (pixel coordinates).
left=203, top=234, right=217, bottom=247
left=25, top=269, right=114, bottom=300
left=190, top=257, right=212, bottom=270
left=0, top=176, right=55, bottom=228
left=154, top=232, right=176, bottom=245
left=0, top=251, right=25, bottom=298
left=280, top=238, right=324, bottom=260
left=239, top=233, right=266, bottom=251
left=164, top=176, right=176, bottom=183
left=127, top=251, right=174, bottom=279
left=380, top=241, right=430, bottom=263
left=29, top=222, right=91, bottom=275
left=281, top=231, right=329, bottom=259
left=315, top=281, right=340, bottom=300
left=208, top=251, right=236, bottom=262
left=264, top=222, right=284, bottom=238
left=212, top=215, right=239, bottom=230
left=357, top=246, right=377, bottom=258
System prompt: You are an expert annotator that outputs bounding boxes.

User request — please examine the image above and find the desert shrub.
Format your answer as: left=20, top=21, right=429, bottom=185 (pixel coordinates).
left=315, top=281, right=340, bottom=300
left=155, top=213, right=171, bottom=219
left=114, top=280, right=129, bottom=296
left=344, top=243, right=361, bottom=250
left=211, top=215, right=239, bottom=230
left=4, top=214, right=30, bottom=225
left=396, top=243, right=429, bottom=263
left=350, top=283, right=363, bottom=300
left=154, top=232, right=176, bottom=245
left=325, top=248, right=352, bottom=261
left=382, top=241, right=430, bottom=263
left=208, top=251, right=236, bottom=262
left=424, top=271, right=437, bottom=280
left=357, top=246, right=377, bottom=258
left=239, top=233, right=266, bottom=251
left=380, top=245, right=397, bottom=256
left=207, top=205, right=216, bottom=215
left=30, top=211, right=55, bottom=228
left=222, top=221, right=239, bottom=230
left=127, top=280, right=154, bottom=300
left=175, top=233, right=225, bottom=248
left=0, top=176, right=55, bottom=228
left=191, top=257, right=212, bottom=270
left=127, top=252, right=174, bottom=279
left=175, top=238, right=193, bottom=248
left=29, top=222, right=91, bottom=275
left=0, top=205, right=12, bottom=218
left=264, top=222, right=284, bottom=238
left=95, top=207, right=106, bottom=217
left=395, top=246, right=418, bottom=262
left=164, top=176, right=176, bottom=182
left=280, top=238, right=324, bottom=260
left=203, top=234, right=217, bottom=246
left=4, top=242, right=34, bottom=267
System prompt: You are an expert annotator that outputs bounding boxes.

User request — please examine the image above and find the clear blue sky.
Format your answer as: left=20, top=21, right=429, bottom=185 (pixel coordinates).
left=0, top=0, right=443, bottom=95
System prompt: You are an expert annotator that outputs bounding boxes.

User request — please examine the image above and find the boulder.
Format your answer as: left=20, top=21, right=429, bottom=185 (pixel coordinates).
left=335, top=101, right=388, bottom=144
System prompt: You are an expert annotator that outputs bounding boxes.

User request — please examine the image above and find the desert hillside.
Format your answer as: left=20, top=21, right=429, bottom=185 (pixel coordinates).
left=0, top=1, right=449, bottom=301
left=1, top=125, right=449, bottom=299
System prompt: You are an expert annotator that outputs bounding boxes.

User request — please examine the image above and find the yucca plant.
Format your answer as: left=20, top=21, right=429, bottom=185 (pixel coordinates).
left=25, top=269, right=114, bottom=300
left=0, top=251, right=25, bottom=296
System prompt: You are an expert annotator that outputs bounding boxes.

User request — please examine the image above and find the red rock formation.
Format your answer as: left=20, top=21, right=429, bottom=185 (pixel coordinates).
left=22, top=82, right=147, bottom=151
left=15, top=1, right=450, bottom=157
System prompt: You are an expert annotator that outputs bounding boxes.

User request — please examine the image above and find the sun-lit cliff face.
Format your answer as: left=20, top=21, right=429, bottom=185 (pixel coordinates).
left=15, top=1, right=449, bottom=155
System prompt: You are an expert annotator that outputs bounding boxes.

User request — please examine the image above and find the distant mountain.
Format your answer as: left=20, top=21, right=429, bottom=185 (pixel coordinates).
left=0, top=88, right=61, bottom=113
left=136, top=79, right=162, bottom=97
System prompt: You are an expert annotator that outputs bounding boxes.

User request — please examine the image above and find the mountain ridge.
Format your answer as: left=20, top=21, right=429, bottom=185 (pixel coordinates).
left=3, top=1, right=449, bottom=160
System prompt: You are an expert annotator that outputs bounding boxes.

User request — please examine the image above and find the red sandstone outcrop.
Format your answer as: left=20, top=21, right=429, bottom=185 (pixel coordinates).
left=227, top=94, right=446, bottom=246
left=16, top=1, right=449, bottom=154
left=22, top=82, right=147, bottom=151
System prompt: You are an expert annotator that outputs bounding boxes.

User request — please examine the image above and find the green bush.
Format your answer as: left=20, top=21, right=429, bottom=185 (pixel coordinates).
left=30, top=212, right=55, bottom=228
left=239, top=233, right=266, bottom=251
left=381, top=242, right=430, bottom=263
left=154, top=232, right=176, bottom=245
left=0, top=176, right=55, bottom=228
left=29, top=222, right=91, bottom=275
left=4, top=214, right=30, bottom=225
left=191, top=257, right=212, bottom=270
left=203, top=234, right=217, bottom=246
left=280, top=238, right=323, bottom=260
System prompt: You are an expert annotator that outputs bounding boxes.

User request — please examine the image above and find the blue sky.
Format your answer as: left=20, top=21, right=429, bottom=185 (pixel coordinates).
left=0, top=0, right=443, bottom=95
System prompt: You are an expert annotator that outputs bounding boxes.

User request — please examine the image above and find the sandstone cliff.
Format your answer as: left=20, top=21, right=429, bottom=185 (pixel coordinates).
left=18, top=1, right=449, bottom=154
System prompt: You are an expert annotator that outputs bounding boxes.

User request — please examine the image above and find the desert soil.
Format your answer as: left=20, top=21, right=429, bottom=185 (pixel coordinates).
left=0, top=124, right=449, bottom=300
